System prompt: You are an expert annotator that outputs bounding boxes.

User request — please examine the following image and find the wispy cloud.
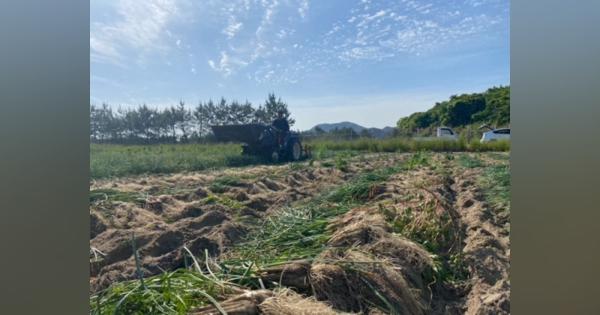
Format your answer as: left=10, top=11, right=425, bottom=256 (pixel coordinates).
left=207, top=0, right=297, bottom=78
left=298, top=0, right=309, bottom=19
left=319, top=1, right=505, bottom=63
left=90, top=37, right=124, bottom=66
left=97, top=0, right=505, bottom=84
left=90, top=0, right=184, bottom=66
left=208, top=51, right=249, bottom=77
left=223, top=20, right=243, bottom=39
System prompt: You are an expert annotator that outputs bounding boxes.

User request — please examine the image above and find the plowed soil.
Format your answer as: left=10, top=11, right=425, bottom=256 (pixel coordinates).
left=90, top=152, right=509, bottom=314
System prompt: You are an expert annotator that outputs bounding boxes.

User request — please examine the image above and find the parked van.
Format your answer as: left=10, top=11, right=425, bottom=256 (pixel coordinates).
left=480, top=128, right=510, bottom=142
left=436, top=127, right=458, bottom=140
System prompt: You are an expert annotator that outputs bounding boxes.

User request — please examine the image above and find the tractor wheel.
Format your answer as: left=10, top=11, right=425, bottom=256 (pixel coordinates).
left=271, top=150, right=280, bottom=163
left=291, top=141, right=302, bottom=161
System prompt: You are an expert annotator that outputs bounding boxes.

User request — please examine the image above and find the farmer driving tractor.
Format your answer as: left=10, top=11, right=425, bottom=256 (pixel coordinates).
left=271, top=110, right=290, bottom=147
left=210, top=108, right=308, bottom=162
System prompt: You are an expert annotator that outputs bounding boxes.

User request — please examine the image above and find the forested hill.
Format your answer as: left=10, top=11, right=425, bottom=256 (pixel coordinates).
left=397, top=86, right=509, bottom=133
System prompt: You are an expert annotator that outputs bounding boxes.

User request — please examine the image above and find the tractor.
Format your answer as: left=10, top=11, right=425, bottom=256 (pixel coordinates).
left=211, top=123, right=310, bottom=162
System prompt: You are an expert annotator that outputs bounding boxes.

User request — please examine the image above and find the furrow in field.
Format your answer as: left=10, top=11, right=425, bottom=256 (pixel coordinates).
left=452, top=167, right=510, bottom=315
left=89, top=153, right=406, bottom=293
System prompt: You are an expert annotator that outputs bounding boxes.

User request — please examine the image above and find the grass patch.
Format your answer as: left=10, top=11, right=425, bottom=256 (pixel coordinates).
left=485, top=152, right=510, bottom=161
left=91, top=143, right=261, bottom=179
left=229, top=165, right=402, bottom=264
left=307, top=138, right=509, bottom=153
left=457, top=154, right=484, bottom=168
left=320, top=161, right=334, bottom=168
left=404, top=151, right=431, bottom=170
left=334, top=153, right=350, bottom=172
left=478, top=164, right=510, bottom=211
left=90, top=269, right=232, bottom=315
left=383, top=199, right=469, bottom=284
left=209, top=176, right=245, bottom=193
left=287, top=162, right=306, bottom=171
left=388, top=200, right=453, bottom=254
left=202, top=194, right=245, bottom=211
left=327, top=165, right=401, bottom=203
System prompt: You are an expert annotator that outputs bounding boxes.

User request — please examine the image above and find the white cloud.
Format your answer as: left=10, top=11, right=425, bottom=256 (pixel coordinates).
left=208, top=51, right=249, bottom=77
left=223, top=21, right=243, bottom=39
left=131, top=0, right=505, bottom=84
left=90, top=0, right=183, bottom=65
left=262, top=0, right=279, bottom=25
left=298, top=0, right=309, bottom=19
left=465, top=0, right=501, bottom=7
left=366, top=10, right=387, bottom=21
left=90, top=37, right=124, bottom=65
left=318, top=1, right=505, bottom=63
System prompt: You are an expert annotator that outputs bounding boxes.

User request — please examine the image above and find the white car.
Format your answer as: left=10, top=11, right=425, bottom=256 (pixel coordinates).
left=436, top=127, right=458, bottom=140
left=481, top=128, right=510, bottom=142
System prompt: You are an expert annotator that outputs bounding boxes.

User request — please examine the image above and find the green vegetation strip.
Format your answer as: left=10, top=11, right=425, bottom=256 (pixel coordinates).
left=91, top=143, right=262, bottom=179
left=91, top=140, right=508, bottom=179
left=90, top=269, right=230, bottom=315
left=208, top=175, right=245, bottom=193
left=478, top=164, right=510, bottom=211
left=457, top=154, right=485, bottom=168
left=228, top=164, right=402, bottom=265
left=307, top=138, right=509, bottom=154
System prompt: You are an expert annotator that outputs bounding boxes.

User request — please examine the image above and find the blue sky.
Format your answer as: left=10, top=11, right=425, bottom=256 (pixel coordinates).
left=91, top=0, right=509, bottom=130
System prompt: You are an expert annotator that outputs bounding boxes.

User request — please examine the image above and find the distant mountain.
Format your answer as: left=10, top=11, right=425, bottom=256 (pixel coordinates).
left=308, top=122, right=395, bottom=139
left=311, top=121, right=366, bottom=133
left=366, top=126, right=396, bottom=139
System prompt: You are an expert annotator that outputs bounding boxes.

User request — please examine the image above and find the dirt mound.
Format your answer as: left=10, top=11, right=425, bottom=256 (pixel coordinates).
left=89, top=211, right=241, bottom=292
left=190, top=289, right=340, bottom=315
left=90, top=211, right=107, bottom=238
left=191, top=290, right=274, bottom=315
left=316, top=245, right=431, bottom=315
left=310, top=263, right=361, bottom=312
left=168, top=202, right=205, bottom=220
left=367, top=237, right=435, bottom=290
left=173, top=210, right=229, bottom=232
left=245, top=196, right=271, bottom=212
left=259, top=290, right=340, bottom=315
left=259, top=260, right=312, bottom=291
left=327, top=208, right=390, bottom=247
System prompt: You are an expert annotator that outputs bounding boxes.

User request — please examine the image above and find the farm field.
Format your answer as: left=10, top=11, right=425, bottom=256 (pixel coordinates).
left=91, top=139, right=509, bottom=179
left=90, top=149, right=509, bottom=314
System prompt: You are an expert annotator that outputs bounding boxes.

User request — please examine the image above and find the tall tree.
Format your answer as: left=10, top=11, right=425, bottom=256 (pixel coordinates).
left=262, top=93, right=295, bottom=126
left=193, top=101, right=209, bottom=136
left=175, top=101, right=191, bottom=140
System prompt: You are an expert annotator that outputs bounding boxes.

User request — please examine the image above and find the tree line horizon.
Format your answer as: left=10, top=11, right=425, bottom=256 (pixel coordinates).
left=90, top=86, right=509, bottom=144
left=90, top=93, right=294, bottom=144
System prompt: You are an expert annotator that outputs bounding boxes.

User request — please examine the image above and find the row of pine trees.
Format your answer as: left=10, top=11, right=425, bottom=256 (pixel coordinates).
left=90, top=94, right=294, bottom=144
